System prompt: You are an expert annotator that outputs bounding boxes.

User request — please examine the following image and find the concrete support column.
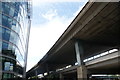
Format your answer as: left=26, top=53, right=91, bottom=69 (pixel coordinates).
left=77, top=66, right=87, bottom=80
left=59, top=73, right=64, bottom=80
left=75, top=41, right=87, bottom=80
left=45, top=64, right=50, bottom=80
left=75, top=41, right=84, bottom=65
left=46, top=64, right=49, bottom=75
left=35, top=70, right=38, bottom=80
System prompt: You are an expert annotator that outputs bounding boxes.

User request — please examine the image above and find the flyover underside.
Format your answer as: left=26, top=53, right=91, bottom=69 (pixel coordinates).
left=86, top=51, right=120, bottom=74
left=43, top=2, right=120, bottom=71
left=27, top=2, right=120, bottom=78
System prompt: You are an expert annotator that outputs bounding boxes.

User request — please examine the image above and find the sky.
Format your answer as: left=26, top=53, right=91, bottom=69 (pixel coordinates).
left=27, top=0, right=88, bottom=71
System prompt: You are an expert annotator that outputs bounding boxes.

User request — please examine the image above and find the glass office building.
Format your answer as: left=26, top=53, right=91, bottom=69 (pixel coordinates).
left=0, top=0, right=31, bottom=79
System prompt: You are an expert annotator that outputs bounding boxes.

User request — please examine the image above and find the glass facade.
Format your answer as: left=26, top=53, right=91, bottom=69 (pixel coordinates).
left=0, top=1, right=31, bottom=79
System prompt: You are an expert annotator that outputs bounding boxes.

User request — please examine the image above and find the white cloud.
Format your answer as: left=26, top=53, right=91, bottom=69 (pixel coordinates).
left=33, top=0, right=88, bottom=6
left=33, top=0, right=118, bottom=6
left=27, top=1, right=87, bottom=71
left=27, top=9, right=73, bottom=71
left=33, top=0, right=88, bottom=3
left=42, top=9, right=57, bottom=21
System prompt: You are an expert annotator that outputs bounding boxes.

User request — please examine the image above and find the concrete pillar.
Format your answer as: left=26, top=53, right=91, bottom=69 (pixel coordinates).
left=45, top=64, right=50, bottom=80
left=75, top=41, right=84, bottom=65
left=75, top=41, right=87, bottom=80
left=46, top=64, right=49, bottom=75
left=77, top=66, right=87, bottom=80
left=35, top=70, right=38, bottom=80
left=59, top=73, right=64, bottom=80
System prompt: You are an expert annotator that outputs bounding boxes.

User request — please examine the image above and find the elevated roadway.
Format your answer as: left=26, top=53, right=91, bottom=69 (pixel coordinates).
left=27, top=1, right=120, bottom=79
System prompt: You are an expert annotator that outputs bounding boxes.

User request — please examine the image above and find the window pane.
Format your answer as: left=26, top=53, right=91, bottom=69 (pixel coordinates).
left=2, top=28, right=10, bottom=41
left=2, top=42, right=8, bottom=50
left=0, top=2, right=2, bottom=12
left=0, top=41, right=2, bottom=53
left=2, top=15, right=8, bottom=27
left=0, top=13, right=2, bottom=25
left=9, top=7, right=15, bottom=17
left=0, top=26, right=2, bottom=39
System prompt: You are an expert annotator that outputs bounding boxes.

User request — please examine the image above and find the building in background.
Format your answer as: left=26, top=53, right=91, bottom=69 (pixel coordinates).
left=0, top=0, right=31, bottom=79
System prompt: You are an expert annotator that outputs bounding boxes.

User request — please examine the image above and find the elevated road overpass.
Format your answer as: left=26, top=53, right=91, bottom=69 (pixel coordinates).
left=52, top=51, right=120, bottom=79
left=27, top=1, right=120, bottom=80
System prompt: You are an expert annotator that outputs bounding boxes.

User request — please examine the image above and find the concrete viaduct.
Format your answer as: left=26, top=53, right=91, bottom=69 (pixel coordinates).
left=27, top=1, right=120, bottom=80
